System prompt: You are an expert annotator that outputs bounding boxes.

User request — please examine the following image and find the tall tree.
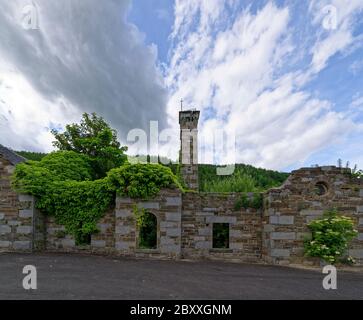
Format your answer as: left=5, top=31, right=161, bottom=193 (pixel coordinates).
left=52, top=113, right=127, bottom=178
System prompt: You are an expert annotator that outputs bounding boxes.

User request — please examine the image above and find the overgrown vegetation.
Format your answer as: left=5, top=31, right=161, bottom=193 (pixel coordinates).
left=107, top=163, right=183, bottom=199
left=199, top=164, right=288, bottom=193
left=133, top=206, right=157, bottom=249
left=234, top=192, right=263, bottom=210
left=304, top=209, right=358, bottom=264
left=12, top=114, right=180, bottom=245
left=337, top=159, right=362, bottom=179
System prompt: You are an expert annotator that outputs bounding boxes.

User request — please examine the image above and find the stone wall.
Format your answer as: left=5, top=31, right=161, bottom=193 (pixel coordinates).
left=181, top=192, right=262, bottom=262
left=0, top=156, right=34, bottom=251
left=43, top=207, right=115, bottom=254
left=262, top=166, right=363, bottom=265
left=2, top=155, right=363, bottom=266
left=115, top=188, right=182, bottom=259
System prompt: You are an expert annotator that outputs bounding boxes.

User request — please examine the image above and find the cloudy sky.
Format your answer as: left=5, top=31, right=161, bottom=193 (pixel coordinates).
left=0, top=0, right=362, bottom=171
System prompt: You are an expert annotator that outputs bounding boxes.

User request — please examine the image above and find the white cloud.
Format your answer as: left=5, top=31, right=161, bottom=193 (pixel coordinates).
left=0, top=0, right=168, bottom=152
left=165, top=0, right=361, bottom=170
left=309, top=0, right=363, bottom=73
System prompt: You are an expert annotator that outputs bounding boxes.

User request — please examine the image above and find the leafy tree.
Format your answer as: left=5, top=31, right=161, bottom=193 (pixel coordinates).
left=51, top=113, right=127, bottom=178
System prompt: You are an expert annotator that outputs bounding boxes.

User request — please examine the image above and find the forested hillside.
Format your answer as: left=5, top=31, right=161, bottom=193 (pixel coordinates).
left=198, top=164, right=289, bottom=192
left=16, top=151, right=48, bottom=161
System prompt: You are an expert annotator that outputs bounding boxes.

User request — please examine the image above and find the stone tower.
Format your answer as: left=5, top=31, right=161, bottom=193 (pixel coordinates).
left=179, top=109, right=200, bottom=190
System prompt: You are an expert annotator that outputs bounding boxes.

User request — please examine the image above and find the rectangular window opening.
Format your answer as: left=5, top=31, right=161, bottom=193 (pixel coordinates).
left=212, top=223, right=229, bottom=249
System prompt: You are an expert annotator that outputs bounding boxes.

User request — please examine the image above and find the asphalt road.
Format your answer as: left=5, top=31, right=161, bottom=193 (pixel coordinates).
left=0, top=253, right=362, bottom=300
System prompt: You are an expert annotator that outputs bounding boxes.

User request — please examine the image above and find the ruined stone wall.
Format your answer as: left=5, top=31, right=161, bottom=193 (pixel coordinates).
left=2, top=158, right=363, bottom=266
left=115, top=188, right=182, bottom=259
left=181, top=192, right=262, bottom=262
left=0, top=156, right=34, bottom=251
left=43, top=207, right=115, bottom=254
left=262, top=166, right=363, bottom=265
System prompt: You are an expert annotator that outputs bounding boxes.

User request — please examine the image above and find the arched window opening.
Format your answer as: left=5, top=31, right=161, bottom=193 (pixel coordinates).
left=138, top=212, right=157, bottom=249
left=314, top=182, right=328, bottom=196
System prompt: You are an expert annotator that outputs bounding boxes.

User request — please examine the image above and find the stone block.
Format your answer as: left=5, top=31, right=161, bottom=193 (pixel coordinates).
left=0, top=213, right=5, bottom=220
left=116, top=209, right=132, bottom=218
left=115, top=225, right=131, bottom=235
left=300, top=209, right=323, bottom=216
left=13, top=241, right=31, bottom=250
left=349, top=249, right=363, bottom=259
left=162, top=244, right=180, bottom=253
left=7, top=220, right=20, bottom=226
left=91, top=240, right=106, bottom=248
left=297, top=232, right=311, bottom=241
left=230, top=230, right=242, bottom=237
left=47, top=227, right=65, bottom=235
left=263, top=224, right=274, bottom=232
left=271, top=249, right=290, bottom=257
left=195, top=211, right=212, bottom=216
left=357, top=206, right=363, bottom=213
left=358, top=233, right=363, bottom=241
left=269, top=216, right=294, bottom=225
left=359, top=189, right=363, bottom=197
left=62, top=239, right=75, bottom=247
left=115, top=241, right=134, bottom=250
left=271, top=232, right=295, bottom=240
left=205, top=216, right=237, bottom=224
left=0, top=241, right=11, bottom=248
left=202, top=208, right=218, bottom=212
left=18, top=194, right=34, bottom=202
left=166, top=228, right=180, bottom=237
left=138, top=202, right=160, bottom=209
left=359, top=218, right=363, bottom=226
left=165, top=212, right=180, bottom=222
left=97, top=223, right=111, bottom=233
left=19, top=209, right=33, bottom=218
left=16, top=226, right=32, bottom=234
left=116, top=197, right=132, bottom=205
left=195, top=241, right=210, bottom=249
left=160, top=237, right=174, bottom=245
left=198, top=228, right=210, bottom=236
left=306, top=216, right=322, bottom=223
left=0, top=225, right=11, bottom=235
left=229, top=242, right=242, bottom=250
left=160, top=221, right=177, bottom=229
left=165, top=197, right=181, bottom=206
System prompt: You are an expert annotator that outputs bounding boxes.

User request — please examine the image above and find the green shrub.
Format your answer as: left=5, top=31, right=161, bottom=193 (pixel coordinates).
left=304, top=209, right=358, bottom=264
left=107, top=163, right=183, bottom=199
